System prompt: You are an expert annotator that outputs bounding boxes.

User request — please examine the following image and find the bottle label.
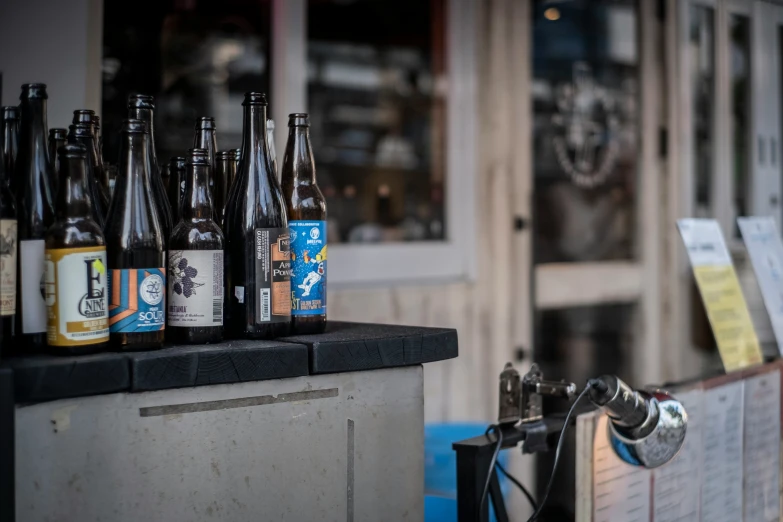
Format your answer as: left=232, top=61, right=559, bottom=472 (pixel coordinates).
left=108, top=268, right=166, bottom=332
left=168, top=250, right=224, bottom=327
left=0, top=219, right=17, bottom=316
left=44, top=246, right=109, bottom=346
left=254, top=228, right=291, bottom=323
left=20, top=239, right=47, bottom=333
left=290, top=221, right=327, bottom=316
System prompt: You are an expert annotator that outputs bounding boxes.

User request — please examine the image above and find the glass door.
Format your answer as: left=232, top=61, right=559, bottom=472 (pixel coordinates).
left=528, top=1, right=660, bottom=518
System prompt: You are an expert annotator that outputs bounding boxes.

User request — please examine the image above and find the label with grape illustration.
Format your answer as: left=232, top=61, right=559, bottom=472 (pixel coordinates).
left=289, top=221, right=326, bottom=316
left=168, top=250, right=224, bottom=327
left=108, top=268, right=166, bottom=332
left=0, top=219, right=17, bottom=316
left=44, top=246, right=109, bottom=346
left=254, top=228, right=291, bottom=323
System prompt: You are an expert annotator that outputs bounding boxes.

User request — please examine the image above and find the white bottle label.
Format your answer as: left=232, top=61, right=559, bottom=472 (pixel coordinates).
left=20, top=239, right=46, bottom=333
left=168, top=250, right=224, bottom=327
left=0, top=219, right=17, bottom=316
left=45, top=246, right=109, bottom=346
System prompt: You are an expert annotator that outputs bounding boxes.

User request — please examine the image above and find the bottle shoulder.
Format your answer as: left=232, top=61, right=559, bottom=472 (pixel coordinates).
left=46, top=219, right=105, bottom=250
left=170, top=219, right=225, bottom=250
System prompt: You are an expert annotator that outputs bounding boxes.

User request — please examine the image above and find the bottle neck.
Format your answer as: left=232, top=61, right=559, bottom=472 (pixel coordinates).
left=182, top=163, right=214, bottom=220
left=129, top=108, right=157, bottom=166
left=285, top=126, right=316, bottom=184
left=116, top=132, right=151, bottom=202
left=19, top=98, right=49, bottom=174
left=240, top=104, right=275, bottom=184
left=56, top=156, right=93, bottom=220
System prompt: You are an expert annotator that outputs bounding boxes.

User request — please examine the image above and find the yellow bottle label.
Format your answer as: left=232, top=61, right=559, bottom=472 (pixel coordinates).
left=45, top=246, right=109, bottom=346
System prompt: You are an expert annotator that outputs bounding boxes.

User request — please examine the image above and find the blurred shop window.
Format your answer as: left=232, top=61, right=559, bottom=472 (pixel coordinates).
left=307, top=0, right=446, bottom=244
left=691, top=5, right=715, bottom=219
left=731, top=14, right=751, bottom=238
left=102, top=0, right=272, bottom=164
left=532, top=0, right=639, bottom=264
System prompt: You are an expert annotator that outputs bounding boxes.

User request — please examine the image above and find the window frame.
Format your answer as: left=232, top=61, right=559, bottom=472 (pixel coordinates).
left=271, top=0, right=478, bottom=286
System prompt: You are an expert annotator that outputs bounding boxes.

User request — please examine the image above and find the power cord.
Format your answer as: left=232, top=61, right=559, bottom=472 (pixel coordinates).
left=495, top=461, right=538, bottom=511
left=479, top=424, right=504, bottom=518
left=525, top=384, right=591, bottom=522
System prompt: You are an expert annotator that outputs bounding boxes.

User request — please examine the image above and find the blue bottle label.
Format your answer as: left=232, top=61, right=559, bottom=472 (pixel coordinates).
left=290, top=220, right=326, bottom=316
left=108, top=268, right=166, bottom=332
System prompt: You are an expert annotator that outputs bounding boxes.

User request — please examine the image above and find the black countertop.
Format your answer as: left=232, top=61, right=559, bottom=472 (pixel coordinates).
left=1, top=322, right=458, bottom=403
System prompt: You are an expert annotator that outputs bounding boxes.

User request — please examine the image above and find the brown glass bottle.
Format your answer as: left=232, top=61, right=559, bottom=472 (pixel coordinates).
left=104, top=120, right=165, bottom=351
left=48, top=128, right=67, bottom=195
left=45, top=144, right=109, bottom=355
left=0, top=144, right=17, bottom=356
left=167, top=148, right=224, bottom=344
left=216, top=150, right=237, bottom=227
left=67, top=123, right=107, bottom=229
left=15, top=84, right=55, bottom=352
left=72, top=111, right=111, bottom=214
left=224, top=93, right=291, bottom=339
left=281, top=114, right=327, bottom=334
left=2, top=107, right=20, bottom=197
left=168, top=156, right=185, bottom=222
left=128, top=95, right=173, bottom=244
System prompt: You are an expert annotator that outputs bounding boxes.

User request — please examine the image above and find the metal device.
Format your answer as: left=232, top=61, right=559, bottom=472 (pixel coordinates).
left=453, top=363, right=688, bottom=522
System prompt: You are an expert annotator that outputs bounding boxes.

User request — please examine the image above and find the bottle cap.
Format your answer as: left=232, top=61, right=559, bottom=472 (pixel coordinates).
left=68, top=123, right=94, bottom=139
left=20, top=83, right=48, bottom=100
left=288, top=113, right=310, bottom=127
left=58, top=143, right=88, bottom=159
left=242, top=92, right=268, bottom=106
left=186, top=148, right=210, bottom=165
left=196, top=117, right=216, bottom=130
left=128, top=94, right=155, bottom=110
left=169, top=156, right=186, bottom=170
left=1, top=106, right=20, bottom=121
left=72, top=109, right=96, bottom=125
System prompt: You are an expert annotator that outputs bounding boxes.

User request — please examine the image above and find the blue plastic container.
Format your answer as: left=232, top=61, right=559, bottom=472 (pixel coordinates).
left=424, top=423, right=509, bottom=522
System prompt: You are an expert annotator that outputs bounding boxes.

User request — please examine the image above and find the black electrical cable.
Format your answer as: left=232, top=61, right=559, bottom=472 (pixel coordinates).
left=495, top=461, right=538, bottom=511
left=479, top=425, right=504, bottom=518
left=525, top=384, right=591, bottom=522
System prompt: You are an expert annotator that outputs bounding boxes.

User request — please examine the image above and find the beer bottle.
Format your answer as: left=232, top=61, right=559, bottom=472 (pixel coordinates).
left=15, top=84, right=55, bottom=351
left=2, top=107, right=20, bottom=196
left=224, top=93, right=291, bottom=339
left=72, top=110, right=111, bottom=213
left=281, top=114, right=327, bottom=334
left=267, top=119, right=278, bottom=180
left=128, top=95, right=173, bottom=243
left=215, top=150, right=236, bottom=227
left=104, top=120, right=165, bottom=350
left=168, top=156, right=185, bottom=222
left=44, top=144, right=109, bottom=354
left=67, top=123, right=107, bottom=228
left=0, top=145, right=17, bottom=354
left=168, top=148, right=224, bottom=344
left=48, top=128, right=67, bottom=194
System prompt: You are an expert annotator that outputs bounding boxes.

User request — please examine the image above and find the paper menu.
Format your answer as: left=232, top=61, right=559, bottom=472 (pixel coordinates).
left=701, top=381, right=744, bottom=522
left=742, top=370, right=781, bottom=522
left=652, top=389, right=704, bottom=522
left=737, top=217, right=783, bottom=356
left=592, top=415, right=652, bottom=522
left=678, top=219, right=763, bottom=371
